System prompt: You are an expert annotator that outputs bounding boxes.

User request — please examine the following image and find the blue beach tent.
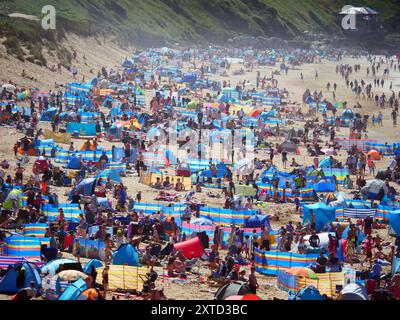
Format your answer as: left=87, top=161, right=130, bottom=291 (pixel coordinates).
left=57, top=278, right=87, bottom=300
left=0, top=262, right=41, bottom=294
left=302, top=202, right=336, bottom=232
left=112, top=244, right=140, bottom=266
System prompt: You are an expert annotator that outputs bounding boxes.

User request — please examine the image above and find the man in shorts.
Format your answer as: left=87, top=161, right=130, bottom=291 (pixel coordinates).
left=260, top=225, right=270, bottom=251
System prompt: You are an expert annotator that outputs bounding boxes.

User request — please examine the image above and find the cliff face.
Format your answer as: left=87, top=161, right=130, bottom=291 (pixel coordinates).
left=0, top=0, right=399, bottom=67
left=1, top=0, right=399, bottom=45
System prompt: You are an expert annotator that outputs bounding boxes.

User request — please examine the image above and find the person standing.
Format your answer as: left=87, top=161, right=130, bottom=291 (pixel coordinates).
left=282, top=150, right=288, bottom=169
left=248, top=266, right=259, bottom=294
left=362, top=235, right=373, bottom=267
left=260, top=225, right=270, bottom=251
left=392, top=109, right=397, bottom=127
left=102, top=265, right=109, bottom=299
left=269, top=147, right=274, bottom=164
left=363, top=216, right=374, bottom=236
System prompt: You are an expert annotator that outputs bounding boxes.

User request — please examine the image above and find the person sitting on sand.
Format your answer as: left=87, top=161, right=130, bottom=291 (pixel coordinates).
left=374, top=246, right=389, bottom=262
left=343, top=175, right=354, bottom=189
left=238, top=269, right=247, bottom=282
left=149, top=284, right=168, bottom=300
left=228, top=264, right=240, bottom=281
left=290, top=158, right=300, bottom=167
left=162, top=177, right=172, bottom=190
left=326, top=252, right=342, bottom=272
left=345, top=240, right=356, bottom=266
left=84, top=139, right=92, bottom=151
left=152, top=177, right=162, bottom=190
left=166, top=256, right=178, bottom=277
left=174, top=179, right=185, bottom=192
left=173, top=256, right=187, bottom=276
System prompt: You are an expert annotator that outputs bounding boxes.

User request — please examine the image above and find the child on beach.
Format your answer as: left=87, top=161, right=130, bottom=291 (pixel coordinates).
left=243, top=235, right=251, bottom=259
left=345, top=240, right=355, bottom=266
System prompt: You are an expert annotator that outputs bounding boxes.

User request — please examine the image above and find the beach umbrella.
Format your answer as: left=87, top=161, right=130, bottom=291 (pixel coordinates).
left=366, top=149, right=381, bottom=160
left=286, top=267, right=318, bottom=280
left=56, top=270, right=88, bottom=282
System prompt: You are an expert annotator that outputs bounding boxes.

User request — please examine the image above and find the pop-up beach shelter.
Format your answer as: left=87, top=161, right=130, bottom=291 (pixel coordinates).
left=112, top=244, right=140, bottom=267
left=214, top=282, right=252, bottom=300
left=95, top=169, right=122, bottom=184
left=288, top=285, right=324, bottom=300
left=40, top=108, right=58, bottom=121
left=57, top=278, right=87, bottom=300
left=245, top=214, right=271, bottom=228
left=66, top=154, right=83, bottom=169
left=69, top=178, right=97, bottom=199
left=389, top=210, right=400, bottom=235
left=338, top=283, right=368, bottom=300
left=3, top=188, right=23, bottom=210
left=0, top=261, right=41, bottom=294
left=360, top=179, right=388, bottom=200
left=173, top=232, right=209, bottom=259
left=41, top=259, right=82, bottom=276
left=392, top=257, right=400, bottom=276
left=83, top=259, right=103, bottom=273
left=302, top=202, right=336, bottom=232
